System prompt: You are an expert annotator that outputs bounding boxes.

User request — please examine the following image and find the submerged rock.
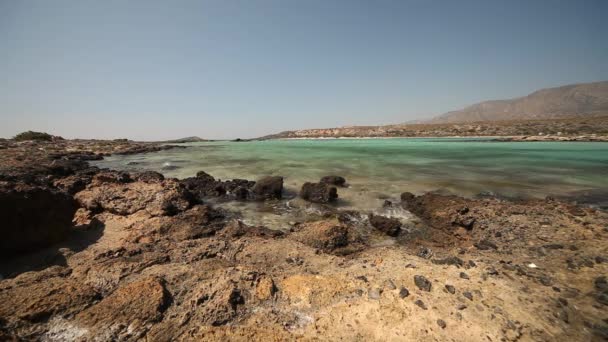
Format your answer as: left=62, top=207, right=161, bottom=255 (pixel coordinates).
left=300, top=182, right=338, bottom=203
left=320, top=175, right=346, bottom=187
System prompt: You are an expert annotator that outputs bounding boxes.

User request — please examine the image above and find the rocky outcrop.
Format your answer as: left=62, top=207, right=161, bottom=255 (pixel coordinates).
left=0, top=183, right=78, bottom=256
left=290, top=219, right=362, bottom=254
left=181, top=171, right=256, bottom=200
left=75, top=171, right=195, bottom=216
left=299, top=182, right=338, bottom=203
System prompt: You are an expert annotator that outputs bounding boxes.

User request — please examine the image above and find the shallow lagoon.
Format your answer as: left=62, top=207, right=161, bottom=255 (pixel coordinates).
left=95, top=138, right=608, bottom=226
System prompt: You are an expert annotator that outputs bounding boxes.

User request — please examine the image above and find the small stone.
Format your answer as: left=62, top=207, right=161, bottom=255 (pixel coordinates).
left=596, top=256, right=608, bottom=264
left=459, top=272, right=470, bottom=280
left=414, top=299, right=427, bottom=310
left=383, top=279, right=397, bottom=290
left=445, top=284, right=456, bottom=294
left=437, top=319, right=447, bottom=329
left=414, top=275, right=432, bottom=292
left=475, top=239, right=498, bottom=250
left=457, top=304, right=467, bottom=310
left=463, top=291, right=473, bottom=301
left=399, top=287, right=410, bottom=298
left=355, top=275, right=369, bottom=283
left=368, top=288, right=381, bottom=300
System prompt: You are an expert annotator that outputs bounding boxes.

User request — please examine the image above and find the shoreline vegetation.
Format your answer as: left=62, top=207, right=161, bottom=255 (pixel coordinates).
left=0, top=131, right=607, bottom=340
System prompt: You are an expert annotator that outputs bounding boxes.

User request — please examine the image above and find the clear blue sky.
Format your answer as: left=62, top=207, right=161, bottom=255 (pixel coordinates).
left=1, top=0, right=607, bottom=140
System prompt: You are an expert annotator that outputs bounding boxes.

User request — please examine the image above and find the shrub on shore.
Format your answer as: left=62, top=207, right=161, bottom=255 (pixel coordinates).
left=13, top=131, right=62, bottom=141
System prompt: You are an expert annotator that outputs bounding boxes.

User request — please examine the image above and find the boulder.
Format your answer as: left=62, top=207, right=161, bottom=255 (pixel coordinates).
left=251, top=176, right=283, bottom=200
left=0, top=183, right=78, bottom=256
left=291, top=219, right=349, bottom=252
left=320, top=175, right=346, bottom=187
left=299, top=182, right=338, bottom=203
left=368, top=214, right=401, bottom=236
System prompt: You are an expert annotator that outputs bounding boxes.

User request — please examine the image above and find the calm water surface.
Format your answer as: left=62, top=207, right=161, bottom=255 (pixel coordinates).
left=95, top=138, right=608, bottom=220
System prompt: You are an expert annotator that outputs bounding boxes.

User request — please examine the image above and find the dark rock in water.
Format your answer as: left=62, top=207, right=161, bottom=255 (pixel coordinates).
left=196, top=170, right=216, bottom=182
left=475, top=239, right=498, bottom=250
left=437, top=319, right=447, bottom=329
left=0, top=183, right=78, bottom=256
left=432, top=256, right=464, bottom=267
left=414, top=299, right=427, bottom=310
left=382, top=200, right=393, bottom=208
left=320, top=175, right=346, bottom=187
left=445, top=284, right=456, bottom=294
left=414, top=275, right=432, bottom=292
left=399, top=287, right=410, bottom=298
left=368, top=214, right=401, bottom=237
left=181, top=173, right=226, bottom=197
left=299, top=182, right=337, bottom=203
left=252, top=176, right=283, bottom=200
left=400, top=192, right=415, bottom=202
left=161, top=164, right=180, bottom=171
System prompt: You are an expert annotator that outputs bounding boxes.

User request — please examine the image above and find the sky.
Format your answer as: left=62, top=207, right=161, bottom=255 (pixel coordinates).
left=1, top=0, right=607, bottom=140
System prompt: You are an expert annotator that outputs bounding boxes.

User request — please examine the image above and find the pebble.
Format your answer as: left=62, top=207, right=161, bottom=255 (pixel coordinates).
left=463, top=291, right=473, bottom=301
left=459, top=272, right=470, bottom=280
left=368, top=288, right=381, bottom=300
left=457, top=304, right=467, bottom=310
left=437, top=319, right=447, bottom=329
left=383, top=279, right=396, bottom=290
left=414, top=275, right=432, bottom=292
left=414, top=299, right=428, bottom=310
left=445, top=284, right=456, bottom=294
left=399, top=287, right=410, bottom=298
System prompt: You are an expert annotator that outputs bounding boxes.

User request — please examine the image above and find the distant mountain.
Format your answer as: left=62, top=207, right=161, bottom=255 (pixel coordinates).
left=428, top=81, right=608, bottom=123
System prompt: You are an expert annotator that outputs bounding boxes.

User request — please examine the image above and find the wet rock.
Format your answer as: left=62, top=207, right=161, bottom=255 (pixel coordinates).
left=437, top=319, right=447, bottom=329
left=399, top=287, right=410, bottom=298
left=368, top=214, right=401, bottom=237
left=400, top=192, right=415, bottom=202
left=414, top=275, right=432, bottom=292
left=252, top=176, right=283, bottom=200
left=299, top=182, right=337, bottom=203
left=414, top=299, right=427, bottom=310
left=0, top=183, right=78, bottom=256
left=445, top=284, right=456, bottom=294
left=320, top=175, right=346, bottom=187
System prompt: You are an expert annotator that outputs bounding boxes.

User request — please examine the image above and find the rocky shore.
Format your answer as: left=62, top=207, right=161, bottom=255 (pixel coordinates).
left=0, top=137, right=607, bottom=341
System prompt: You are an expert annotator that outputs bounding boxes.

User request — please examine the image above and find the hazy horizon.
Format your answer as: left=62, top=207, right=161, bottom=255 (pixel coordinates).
left=1, top=0, right=607, bottom=140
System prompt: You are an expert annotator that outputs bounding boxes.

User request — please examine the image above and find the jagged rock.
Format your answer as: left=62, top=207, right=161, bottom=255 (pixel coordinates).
left=300, top=182, right=337, bottom=203
left=251, top=176, right=283, bottom=200
left=0, top=183, right=78, bottom=256
left=368, top=214, right=401, bottom=236
left=320, top=175, right=346, bottom=187
left=76, top=177, right=194, bottom=216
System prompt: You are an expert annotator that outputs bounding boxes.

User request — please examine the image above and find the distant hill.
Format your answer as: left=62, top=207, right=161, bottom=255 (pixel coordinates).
left=161, top=136, right=209, bottom=143
left=428, top=81, right=608, bottom=123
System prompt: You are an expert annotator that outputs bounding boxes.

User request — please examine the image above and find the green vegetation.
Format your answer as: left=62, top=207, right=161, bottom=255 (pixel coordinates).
left=13, top=131, right=58, bottom=141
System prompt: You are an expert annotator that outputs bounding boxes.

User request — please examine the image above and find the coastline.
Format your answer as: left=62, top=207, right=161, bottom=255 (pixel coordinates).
left=0, top=137, right=607, bottom=340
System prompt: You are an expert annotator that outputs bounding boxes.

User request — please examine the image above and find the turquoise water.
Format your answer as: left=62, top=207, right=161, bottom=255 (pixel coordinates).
left=95, top=138, right=608, bottom=212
